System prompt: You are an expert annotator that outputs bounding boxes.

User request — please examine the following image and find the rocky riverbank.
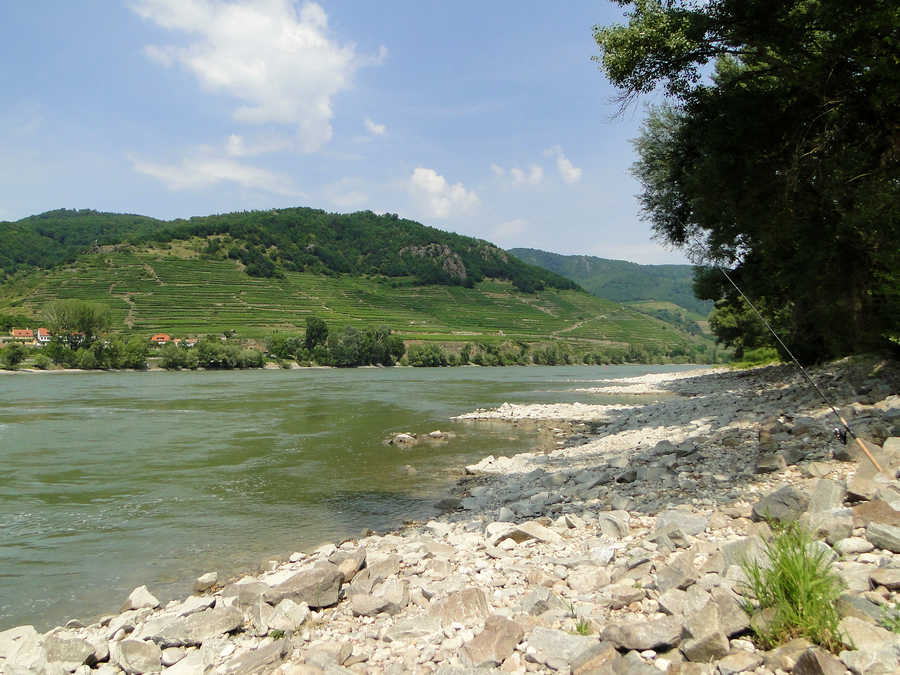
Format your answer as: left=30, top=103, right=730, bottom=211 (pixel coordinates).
left=2, top=357, right=899, bottom=674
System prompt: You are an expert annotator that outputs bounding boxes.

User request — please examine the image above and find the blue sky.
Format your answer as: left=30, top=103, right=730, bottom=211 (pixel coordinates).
left=0, top=1, right=685, bottom=264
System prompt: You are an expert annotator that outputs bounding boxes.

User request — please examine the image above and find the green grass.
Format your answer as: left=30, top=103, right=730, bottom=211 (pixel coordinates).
left=2, top=251, right=714, bottom=356
left=881, top=604, right=900, bottom=633
left=741, top=523, right=844, bottom=652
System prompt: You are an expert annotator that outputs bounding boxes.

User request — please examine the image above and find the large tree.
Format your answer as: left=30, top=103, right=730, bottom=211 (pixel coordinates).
left=595, top=0, right=899, bottom=361
left=42, top=299, right=111, bottom=349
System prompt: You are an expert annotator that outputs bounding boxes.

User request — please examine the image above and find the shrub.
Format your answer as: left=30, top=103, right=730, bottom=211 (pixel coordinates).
left=32, top=353, right=52, bottom=370
left=740, top=523, right=844, bottom=651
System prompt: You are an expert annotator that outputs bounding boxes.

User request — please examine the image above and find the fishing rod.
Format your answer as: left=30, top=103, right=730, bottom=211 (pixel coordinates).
left=714, top=264, right=885, bottom=475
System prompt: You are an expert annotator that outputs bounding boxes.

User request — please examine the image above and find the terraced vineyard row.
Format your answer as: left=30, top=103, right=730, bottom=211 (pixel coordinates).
left=6, top=253, right=712, bottom=354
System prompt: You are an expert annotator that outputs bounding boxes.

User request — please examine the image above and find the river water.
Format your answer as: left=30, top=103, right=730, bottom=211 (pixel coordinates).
left=0, top=364, right=700, bottom=630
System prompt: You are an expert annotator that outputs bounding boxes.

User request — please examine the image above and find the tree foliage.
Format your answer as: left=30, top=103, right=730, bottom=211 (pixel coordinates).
left=596, top=0, right=900, bottom=361
left=42, top=299, right=111, bottom=349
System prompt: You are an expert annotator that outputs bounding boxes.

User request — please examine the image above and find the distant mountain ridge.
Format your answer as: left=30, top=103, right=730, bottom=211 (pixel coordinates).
left=0, top=208, right=577, bottom=293
left=508, top=247, right=712, bottom=316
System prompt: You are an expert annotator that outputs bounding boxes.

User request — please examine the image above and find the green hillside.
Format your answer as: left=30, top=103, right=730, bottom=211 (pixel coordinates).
left=0, top=208, right=717, bottom=362
left=508, top=247, right=713, bottom=316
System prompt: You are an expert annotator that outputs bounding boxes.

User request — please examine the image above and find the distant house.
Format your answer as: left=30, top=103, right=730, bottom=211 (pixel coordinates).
left=11, top=329, right=34, bottom=343
left=150, top=333, right=172, bottom=345
left=36, top=328, right=51, bottom=345
left=184, top=338, right=198, bottom=348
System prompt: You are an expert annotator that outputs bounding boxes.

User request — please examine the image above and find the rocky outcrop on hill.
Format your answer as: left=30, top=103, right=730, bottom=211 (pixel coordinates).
left=1, top=357, right=898, bottom=674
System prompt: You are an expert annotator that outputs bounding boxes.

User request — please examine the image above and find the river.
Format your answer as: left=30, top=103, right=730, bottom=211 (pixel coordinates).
left=0, top=364, right=702, bottom=630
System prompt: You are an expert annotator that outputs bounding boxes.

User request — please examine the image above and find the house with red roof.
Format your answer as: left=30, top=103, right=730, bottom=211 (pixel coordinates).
left=10, top=329, right=34, bottom=343
left=150, top=333, right=172, bottom=345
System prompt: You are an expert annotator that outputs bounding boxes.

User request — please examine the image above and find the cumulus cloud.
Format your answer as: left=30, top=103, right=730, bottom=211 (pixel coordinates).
left=408, top=167, right=478, bottom=219
left=132, top=0, right=383, bottom=153
left=364, top=118, right=386, bottom=136
left=130, top=153, right=303, bottom=197
left=545, top=145, right=582, bottom=183
left=323, top=177, right=369, bottom=210
left=225, top=133, right=292, bottom=157
left=492, top=218, right=528, bottom=240
left=492, top=162, right=543, bottom=186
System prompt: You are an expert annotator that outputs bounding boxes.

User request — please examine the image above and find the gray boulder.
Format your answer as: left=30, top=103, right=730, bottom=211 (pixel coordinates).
left=751, top=485, right=810, bottom=523
left=602, top=615, right=683, bottom=651
left=43, top=633, right=96, bottom=670
left=145, top=605, right=243, bottom=647
left=122, top=585, right=160, bottom=611
left=429, top=587, right=490, bottom=627
left=265, top=561, right=343, bottom=607
left=656, top=510, right=708, bottom=536
left=525, top=627, right=612, bottom=672
left=866, top=522, right=900, bottom=553
left=109, top=639, right=162, bottom=674
left=459, top=615, right=524, bottom=668
left=348, top=554, right=399, bottom=595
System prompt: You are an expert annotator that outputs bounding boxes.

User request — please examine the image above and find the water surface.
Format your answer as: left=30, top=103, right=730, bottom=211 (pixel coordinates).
left=0, top=364, right=700, bottom=629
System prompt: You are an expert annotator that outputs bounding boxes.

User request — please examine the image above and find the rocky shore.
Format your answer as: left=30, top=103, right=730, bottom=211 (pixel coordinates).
left=2, top=357, right=899, bottom=674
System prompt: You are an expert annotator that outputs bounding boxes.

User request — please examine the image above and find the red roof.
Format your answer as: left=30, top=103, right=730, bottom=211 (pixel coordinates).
left=150, top=333, right=171, bottom=343
left=37, top=328, right=50, bottom=337
left=11, top=329, right=33, bottom=338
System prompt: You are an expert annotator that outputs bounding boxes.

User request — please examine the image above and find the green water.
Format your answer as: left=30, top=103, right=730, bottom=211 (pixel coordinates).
left=0, top=364, right=699, bottom=630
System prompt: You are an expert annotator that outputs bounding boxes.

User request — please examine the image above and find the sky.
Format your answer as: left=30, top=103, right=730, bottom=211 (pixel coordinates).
left=0, top=1, right=687, bottom=264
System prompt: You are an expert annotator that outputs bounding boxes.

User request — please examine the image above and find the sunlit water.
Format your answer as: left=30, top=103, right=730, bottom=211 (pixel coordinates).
left=0, top=364, right=702, bottom=630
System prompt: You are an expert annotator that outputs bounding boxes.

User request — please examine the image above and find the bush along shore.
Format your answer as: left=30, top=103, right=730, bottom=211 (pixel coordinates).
left=1, top=356, right=899, bottom=674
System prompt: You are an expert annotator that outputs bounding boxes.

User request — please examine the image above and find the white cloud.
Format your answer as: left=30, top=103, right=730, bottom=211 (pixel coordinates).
left=132, top=0, right=383, bottom=153
left=492, top=218, right=528, bottom=241
left=492, top=162, right=543, bottom=186
left=225, top=133, right=292, bottom=157
left=364, top=118, right=386, bottom=136
left=545, top=145, right=582, bottom=183
left=130, top=153, right=303, bottom=197
left=408, top=167, right=478, bottom=219
left=323, top=177, right=369, bottom=210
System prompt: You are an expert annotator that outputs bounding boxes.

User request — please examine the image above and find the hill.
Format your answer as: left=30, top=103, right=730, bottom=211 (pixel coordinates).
left=1, top=209, right=576, bottom=293
left=508, top=248, right=713, bottom=317
left=0, top=209, right=716, bottom=363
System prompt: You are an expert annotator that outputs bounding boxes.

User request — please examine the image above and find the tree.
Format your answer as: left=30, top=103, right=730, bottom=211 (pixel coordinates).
left=304, top=316, right=328, bottom=352
left=1, top=343, right=26, bottom=369
left=42, top=299, right=111, bottom=349
left=595, top=0, right=900, bottom=361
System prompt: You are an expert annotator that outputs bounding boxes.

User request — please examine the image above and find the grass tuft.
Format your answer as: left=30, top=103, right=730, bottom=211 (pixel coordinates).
left=740, top=522, right=844, bottom=652
left=881, top=604, right=900, bottom=633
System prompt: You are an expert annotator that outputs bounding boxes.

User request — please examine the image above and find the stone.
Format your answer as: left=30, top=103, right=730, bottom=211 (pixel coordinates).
left=801, top=511, right=853, bottom=545
left=521, top=587, right=569, bottom=616
left=348, top=554, right=400, bottom=595
left=109, top=639, right=162, bottom=674
left=265, top=561, right=343, bottom=607
left=218, top=639, right=291, bottom=674
left=755, top=454, right=787, bottom=474
left=430, top=588, right=490, bottom=627
left=839, top=647, right=900, bottom=674
left=836, top=593, right=884, bottom=624
left=808, top=479, right=846, bottom=512
left=751, top=485, right=810, bottom=523
left=834, top=536, right=875, bottom=555
left=682, top=601, right=730, bottom=662
left=656, top=510, right=708, bottom=536
left=838, top=616, right=900, bottom=651
left=601, top=616, right=683, bottom=651
left=870, top=566, right=900, bottom=590
left=1, top=625, right=47, bottom=673
left=350, top=579, right=408, bottom=616
left=43, top=634, right=95, bottom=670
left=145, top=605, right=243, bottom=647
left=486, top=520, right=564, bottom=546
left=866, top=522, right=900, bottom=552
left=604, top=582, right=644, bottom=609
left=597, top=510, right=631, bottom=538
left=721, top=536, right=768, bottom=570
left=658, top=588, right=688, bottom=616
left=852, top=499, right=900, bottom=527
left=716, top=650, right=764, bottom=675
left=525, top=627, right=612, bottom=672
left=567, top=567, right=611, bottom=593
left=222, top=580, right=269, bottom=608
left=459, top=615, right=525, bottom=668
left=385, top=613, right=443, bottom=641
left=793, top=647, right=846, bottom=675
left=764, top=637, right=812, bottom=670
left=193, top=572, right=218, bottom=593
left=836, top=561, right=877, bottom=592
left=267, top=598, right=310, bottom=631
left=122, top=585, right=160, bottom=611
left=655, top=552, right=698, bottom=592
left=709, top=587, right=750, bottom=638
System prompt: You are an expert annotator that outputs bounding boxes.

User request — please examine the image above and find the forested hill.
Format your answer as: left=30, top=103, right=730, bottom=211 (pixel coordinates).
left=508, top=248, right=711, bottom=316
left=0, top=208, right=578, bottom=293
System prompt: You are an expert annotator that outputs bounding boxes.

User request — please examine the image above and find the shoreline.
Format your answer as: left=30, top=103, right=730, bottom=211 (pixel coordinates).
left=2, top=356, right=899, bottom=673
